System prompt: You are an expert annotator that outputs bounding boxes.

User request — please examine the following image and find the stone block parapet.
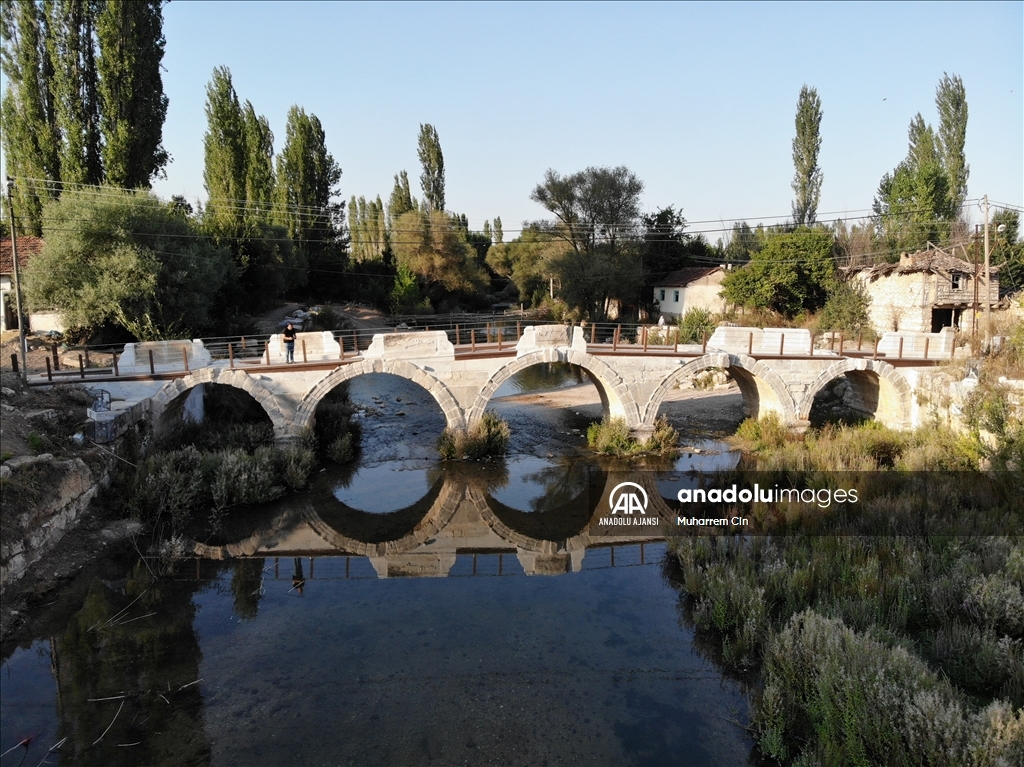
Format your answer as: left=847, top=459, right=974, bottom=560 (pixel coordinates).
left=363, top=330, right=454, bottom=360
left=118, top=339, right=211, bottom=373
left=267, top=331, right=341, bottom=362
left=877, top=328, right=954, bottom=358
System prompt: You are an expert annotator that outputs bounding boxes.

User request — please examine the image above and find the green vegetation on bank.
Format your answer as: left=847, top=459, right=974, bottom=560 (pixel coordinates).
left=670, top=419, right=1024, bottom=765
left=437, top=412, right=510, bottom=460
left=586, top=416, right=679, bottom=456
left=106, top=385, right=361, bottom=538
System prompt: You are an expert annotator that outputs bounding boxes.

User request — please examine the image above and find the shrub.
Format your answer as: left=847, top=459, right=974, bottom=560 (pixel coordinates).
left=210, top=447, right=284, bottom=510
left=586, top=416, right=678, bottom=456
left=587, top=417, right=636, bottom=455
left=818, top=280, right=871, bottom=335
left=676, top=306, right=715, bottom=344
left=735, top=413, right=789, bottom=452
left=437, top=412, right=511, bottom=460
left=757, top=610, right=1021, bottom=767
left=327, top=433, right=355, bottom=464
left=278, top=445, right=315, bottom=491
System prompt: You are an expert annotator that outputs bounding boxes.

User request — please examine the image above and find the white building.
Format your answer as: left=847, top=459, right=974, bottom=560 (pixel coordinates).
left=652, top=266, right=728, bottom=319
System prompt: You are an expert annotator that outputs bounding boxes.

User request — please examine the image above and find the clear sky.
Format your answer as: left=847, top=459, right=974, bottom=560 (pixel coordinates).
left=10, top=1, right=1024, bottom=240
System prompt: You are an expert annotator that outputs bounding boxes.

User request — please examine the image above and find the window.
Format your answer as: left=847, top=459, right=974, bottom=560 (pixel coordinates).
left=659, top=289, right=665, bottom=301
left=674, top=290, right=680, bottom=302
left=951, top=273, right=962, bottom=290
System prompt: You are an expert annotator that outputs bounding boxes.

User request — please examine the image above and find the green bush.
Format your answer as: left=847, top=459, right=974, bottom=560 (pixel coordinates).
left=278, top=445, right=316, bottom=490
left=327, top=433, right=355, bottom=464
left=676, top=307, right=715, bottom=344
left=436, top=412, right=511, bottom=460
left=586, top=416, right=678, bottom=456
left=818, top=280, right=871, bottom=335
left=757, top=611, right=1023, bottom=766
left=735, top=413, right=789, bottom=452
left=210, top=447, right=285, bottom=510
left=587, top=417, right=636, bottom=455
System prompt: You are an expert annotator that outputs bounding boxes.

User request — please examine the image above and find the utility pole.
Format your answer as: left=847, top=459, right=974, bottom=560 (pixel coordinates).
left=5, top=177, right=28, bottom=383
left=972, top=225, right=979, bottom=345
left=983, top=194, right=991, bottom=351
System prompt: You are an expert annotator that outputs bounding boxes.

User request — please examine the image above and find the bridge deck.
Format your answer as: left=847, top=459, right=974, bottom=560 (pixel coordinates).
left=27, top=339, right=948, bottom=386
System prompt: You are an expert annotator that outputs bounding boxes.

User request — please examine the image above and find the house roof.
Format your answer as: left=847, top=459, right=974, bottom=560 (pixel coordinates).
left=0, top=236, right=44, bottom=275
left=653, top=266, right=723, bottom=288
left=849, top=247, right=998, bottom=281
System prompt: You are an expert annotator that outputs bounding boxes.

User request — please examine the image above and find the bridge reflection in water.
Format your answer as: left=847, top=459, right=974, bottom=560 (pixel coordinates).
left=192, top=465, right=681, bottom=578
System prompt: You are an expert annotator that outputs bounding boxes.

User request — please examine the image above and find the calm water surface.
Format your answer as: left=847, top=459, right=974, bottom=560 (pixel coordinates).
left=1, top=370, right=752, bottom=766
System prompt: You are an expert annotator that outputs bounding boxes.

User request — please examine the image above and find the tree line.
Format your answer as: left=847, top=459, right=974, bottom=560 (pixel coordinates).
left=2, top=2, right=1020, bottom=339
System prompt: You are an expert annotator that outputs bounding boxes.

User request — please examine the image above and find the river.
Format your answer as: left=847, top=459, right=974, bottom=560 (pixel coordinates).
left=1, top=366, right=753, bottom=766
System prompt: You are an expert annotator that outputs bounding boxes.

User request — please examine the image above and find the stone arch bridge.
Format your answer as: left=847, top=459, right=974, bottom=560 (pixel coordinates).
left=88, top=324, right=942, bottom=443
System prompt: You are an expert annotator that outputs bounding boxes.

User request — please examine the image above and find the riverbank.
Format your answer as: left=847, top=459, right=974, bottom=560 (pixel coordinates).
left=669, top=418, right=1024, bottom=764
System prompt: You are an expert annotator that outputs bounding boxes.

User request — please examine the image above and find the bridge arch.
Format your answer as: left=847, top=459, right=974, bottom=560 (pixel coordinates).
left=466, top=348, right=641, bottom=428
left=641, top=352, right=797, bottom=426
left=797, top=359, right=911, bottom=428
left=150, top=368, right=288, bottom=441
left=294, top=358, right=465, bottom=438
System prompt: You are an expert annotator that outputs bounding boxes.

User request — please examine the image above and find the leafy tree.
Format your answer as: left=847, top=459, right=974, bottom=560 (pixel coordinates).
left=390, top=261, right=426, bottom=313
left=791, top=85, right=823, bottom=226
left=348, top=195, right=387, bottom=262
left=242, top=101, right=275, bottom=224
left=25, top=189, right=234, bottom=338
left=642, top=205, right=714, bottom=281
left=873, top=116, right=952, bottom=254
left=417, top=123, right=445, bottom=212
left=530, top=165, right=645, bottom=318
left=46, top=0, right=102, bottom=186
left=721, top=228, right=837, bottom=316
left=873, top=74, right=969, bottom=255
left=935, top=72, right=969, bottom=215
left=0, top=0, right=60, bottom=234
left=492, top=215, right=503, bottom=244
left=274, top=105, right=345, bottom=287
left=724, top=221, right=762, bottom=262
left=391, top=208, right=487, bottom=304
left=991, top=208, right=1023, bottom=294
left=96, top=0, right=169, bottom=187
left=387, top=169, right=415, bottom=226
left=531, top=165, right=644, bottom=257
left=818, top=280, right=871, bottom=334
left=202, top=66, right=247, bottom=234
left=200, top=67, right=303, bottom=308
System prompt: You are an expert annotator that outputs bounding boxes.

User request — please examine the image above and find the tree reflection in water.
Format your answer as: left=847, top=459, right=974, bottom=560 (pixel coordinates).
left=52, top=559, right=220, bottom=766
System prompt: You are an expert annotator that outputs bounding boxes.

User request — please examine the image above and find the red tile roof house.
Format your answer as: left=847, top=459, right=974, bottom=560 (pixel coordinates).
left=651, top=266, right=729, bottom=319
left=1, top=236, right=64, bottom=333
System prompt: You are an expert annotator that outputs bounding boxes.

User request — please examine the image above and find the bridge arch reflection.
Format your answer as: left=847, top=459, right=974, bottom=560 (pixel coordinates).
left=192, top=467, right=674, bottom=577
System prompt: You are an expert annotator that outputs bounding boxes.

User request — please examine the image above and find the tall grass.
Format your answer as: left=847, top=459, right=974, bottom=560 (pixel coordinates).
left=586, top=416, right=679, bottom=456
left=437, top=412, right=511, bottom=460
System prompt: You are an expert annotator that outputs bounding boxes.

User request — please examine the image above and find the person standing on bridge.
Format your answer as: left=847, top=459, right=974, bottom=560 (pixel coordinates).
left=283, top=323, right=296, bottom=363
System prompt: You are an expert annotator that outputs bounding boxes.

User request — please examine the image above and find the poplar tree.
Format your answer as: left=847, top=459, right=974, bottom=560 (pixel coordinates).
left=791, top=85, right=823, bottom=226
left=242, top=101, right=275, bottom=224
left=46, top=0, right=102, bottom=185
left=0, top=0, right=60, bottom=234
left=387, top=170, right=415, bottom=226
left=202, top=66, right=247, bottom=234
left=935, top=72, right=969, bottom=215
left=348, top=195, right=387, bottom=262
left=275, top=105, right=344, bottom=277
left=417, top=123, right=445, bottom=212
left=96, top=0, right=169, bottom=188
